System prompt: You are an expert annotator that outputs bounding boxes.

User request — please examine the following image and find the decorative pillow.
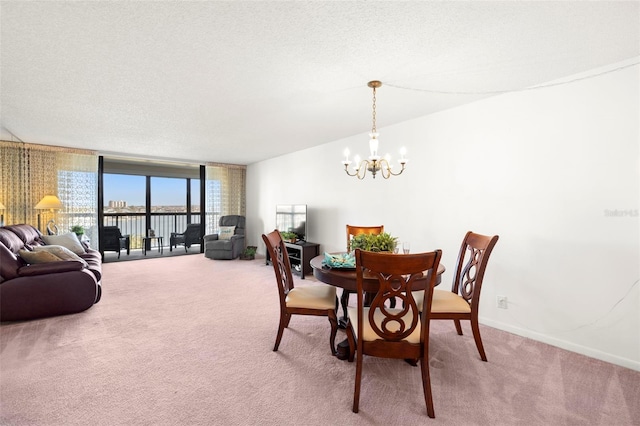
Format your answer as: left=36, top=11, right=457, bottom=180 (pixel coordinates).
left=18, top=249, right=63, bottom=264
left=219, top=226, right=236, bottom=240
left=33, top=245, right=88, bottom=267
left=42, top=232, right=86, bottom=255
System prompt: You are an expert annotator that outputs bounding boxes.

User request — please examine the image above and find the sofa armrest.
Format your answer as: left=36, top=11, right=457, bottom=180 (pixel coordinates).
left=18, top=261, right=85, bottom=277
left=203, top=234, right=220, bottom=243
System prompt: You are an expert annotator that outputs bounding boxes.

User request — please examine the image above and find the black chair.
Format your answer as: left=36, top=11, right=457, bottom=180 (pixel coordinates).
left=102, top=226, right=130, bottom=259
left=170, top=223, right=203, bottom=252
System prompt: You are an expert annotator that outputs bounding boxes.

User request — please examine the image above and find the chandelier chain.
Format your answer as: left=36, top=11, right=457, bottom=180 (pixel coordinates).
left=371, top=86, right=377, bottom=134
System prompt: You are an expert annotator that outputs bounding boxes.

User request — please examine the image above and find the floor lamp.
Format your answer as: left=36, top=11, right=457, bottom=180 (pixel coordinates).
left=34, top=195, right=63, bottom=234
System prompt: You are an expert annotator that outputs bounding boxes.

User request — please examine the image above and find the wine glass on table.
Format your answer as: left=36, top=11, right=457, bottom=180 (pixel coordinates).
left=402, top=242, right=410, bottom=254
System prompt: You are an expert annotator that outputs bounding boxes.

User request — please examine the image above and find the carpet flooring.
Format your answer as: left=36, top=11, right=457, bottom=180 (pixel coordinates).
left=1, top=255, right=638, bottom=425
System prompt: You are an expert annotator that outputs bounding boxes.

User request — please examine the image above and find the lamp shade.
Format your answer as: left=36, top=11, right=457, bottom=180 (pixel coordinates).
left=34, top=195, right=63, bottom=210
left=0, top=201, right=5, bottom=210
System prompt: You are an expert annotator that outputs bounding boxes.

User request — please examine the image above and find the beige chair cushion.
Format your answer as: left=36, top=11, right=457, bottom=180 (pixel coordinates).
left=286, top=284, right=336, bottom=310
left=413, top=289, right=472, bottom=313
left=347, top=306, right=422, bottom=344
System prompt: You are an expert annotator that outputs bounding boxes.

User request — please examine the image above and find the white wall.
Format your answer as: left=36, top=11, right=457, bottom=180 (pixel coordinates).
left=247, top=59, right=639, bottom=371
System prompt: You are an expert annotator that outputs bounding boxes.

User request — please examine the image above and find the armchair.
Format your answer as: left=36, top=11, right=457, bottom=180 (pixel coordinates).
left=102, top=226, right=130, bottom=259
left=170, top=223, right=203, bottom=252
left=204, top=215, right=245, bottom=260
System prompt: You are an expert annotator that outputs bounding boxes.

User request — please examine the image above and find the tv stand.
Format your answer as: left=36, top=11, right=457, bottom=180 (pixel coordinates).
left=265, top=241, right=319, bottom=279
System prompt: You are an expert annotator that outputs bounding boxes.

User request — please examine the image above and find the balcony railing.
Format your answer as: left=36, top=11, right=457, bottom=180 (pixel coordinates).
left=104, top=212, right=221, bottom=249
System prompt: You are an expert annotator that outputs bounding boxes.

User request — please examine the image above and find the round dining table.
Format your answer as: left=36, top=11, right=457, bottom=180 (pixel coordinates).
left=310, top=253, right=446, bottom=359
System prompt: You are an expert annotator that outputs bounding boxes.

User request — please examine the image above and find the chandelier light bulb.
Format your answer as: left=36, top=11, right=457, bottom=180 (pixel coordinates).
left=343, top=148, right=351, bottom=164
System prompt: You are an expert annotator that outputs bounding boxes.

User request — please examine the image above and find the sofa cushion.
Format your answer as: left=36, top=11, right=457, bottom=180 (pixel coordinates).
left=0, top=243, right=23, bottom=280
left=0, top=228, right=26, bottom=253
left=219, top=226, right=235, bottom=240
left=4, top=224, right=44, bottom=246
left=18, top=249, right=64, bottom=264
left=42, top=232, right=86, bottom=255
left=33, top=245, right=88, bottom=267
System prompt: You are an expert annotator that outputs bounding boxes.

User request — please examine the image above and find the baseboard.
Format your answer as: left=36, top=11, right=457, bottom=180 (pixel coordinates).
left=480, top=317, right=640, bottom=372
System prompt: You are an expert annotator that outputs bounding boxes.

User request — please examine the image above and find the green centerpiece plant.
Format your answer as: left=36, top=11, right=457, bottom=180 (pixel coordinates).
left=349, top=232, right=398, bottom=253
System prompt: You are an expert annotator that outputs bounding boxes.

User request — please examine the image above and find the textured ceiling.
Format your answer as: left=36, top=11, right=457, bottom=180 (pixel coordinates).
left=1, top=1, right=638, bottom=165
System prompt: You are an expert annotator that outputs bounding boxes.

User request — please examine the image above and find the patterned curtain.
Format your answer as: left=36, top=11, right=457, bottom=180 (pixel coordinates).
left=0, top=141, right=98, bottom=244
left=205, top=163, right=246, bottom=234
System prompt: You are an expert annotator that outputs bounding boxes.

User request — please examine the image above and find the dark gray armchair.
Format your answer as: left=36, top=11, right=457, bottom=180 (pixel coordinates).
left=170, top=223, right=203, bottom=252
left=102, top=226, right=130, bottom=259
left=204, top=215, right=245, bottom=260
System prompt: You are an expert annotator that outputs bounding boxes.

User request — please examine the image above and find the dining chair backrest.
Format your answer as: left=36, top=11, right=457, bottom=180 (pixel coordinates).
left=354, top=248, right=441, bottom=345
left=451, top=231, right=499, bottom=310
left=262, top=229, right=295, bottom=306
left=346, top=225, right=384, bottom=252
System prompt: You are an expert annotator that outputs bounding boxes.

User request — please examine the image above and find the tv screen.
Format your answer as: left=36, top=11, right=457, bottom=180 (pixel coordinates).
left=276, top=204, right=307, bottom=242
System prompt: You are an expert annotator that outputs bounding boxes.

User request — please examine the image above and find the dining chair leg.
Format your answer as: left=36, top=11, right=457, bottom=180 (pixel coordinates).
left=345, top=321, right=356, bottom=362
left=353, top=351, right=363, bottom=413
left=328, top=310, right=338, bottom=356
left=273, top=313, right=289, bottom=351
left=420, top=355, right=435, bottom=418
left=454, top=319, right=463, bottom=335
left=471, top=318, right=487, bottom=361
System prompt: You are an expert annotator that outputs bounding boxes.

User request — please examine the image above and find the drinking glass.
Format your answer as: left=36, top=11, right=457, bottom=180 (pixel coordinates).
left=402, top=242, right=410, bottom=254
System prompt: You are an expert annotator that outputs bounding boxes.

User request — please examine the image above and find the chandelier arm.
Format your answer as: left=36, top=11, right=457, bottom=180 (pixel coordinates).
left=386, top=162, right=406, bottom=176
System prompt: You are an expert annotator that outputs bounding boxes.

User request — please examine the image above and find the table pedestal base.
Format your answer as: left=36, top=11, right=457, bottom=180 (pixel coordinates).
left=336, top=339, right=350, bottom=360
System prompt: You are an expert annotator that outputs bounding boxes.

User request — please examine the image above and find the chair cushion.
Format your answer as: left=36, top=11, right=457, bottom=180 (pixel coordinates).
left=42, top=232, right=86, bottom=255
left=347, top=306, right=422, bottom=344
left=285, top=284, right=336, bottom=310
left=219, top=226, right=235, bottom=240
left=430, top=289, right=472, bottom=313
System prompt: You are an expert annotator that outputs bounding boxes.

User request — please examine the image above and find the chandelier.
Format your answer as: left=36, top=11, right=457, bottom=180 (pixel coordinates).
left=342, top=80, right=407, bottom=179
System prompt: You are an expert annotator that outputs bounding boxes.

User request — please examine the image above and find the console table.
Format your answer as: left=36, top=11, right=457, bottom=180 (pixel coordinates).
left=265, top=241, right=319, bottom=279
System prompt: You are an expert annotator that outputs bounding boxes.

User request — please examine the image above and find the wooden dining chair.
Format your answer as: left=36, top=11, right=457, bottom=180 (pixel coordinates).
left=341, top=225, right=385, bottom=323
left=415, top=231, right=499, bottom=361
left=262, top=229, right=338, bottom=355
left=345, top=248, right=443, bottom=417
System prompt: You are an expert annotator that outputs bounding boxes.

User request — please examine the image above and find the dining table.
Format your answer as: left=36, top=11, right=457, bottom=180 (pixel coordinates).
left=310, top=253, right=446, bottom=360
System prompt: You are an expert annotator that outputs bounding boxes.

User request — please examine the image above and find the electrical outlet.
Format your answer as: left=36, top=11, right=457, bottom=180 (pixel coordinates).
left=496, top=296, right=508, bottom=309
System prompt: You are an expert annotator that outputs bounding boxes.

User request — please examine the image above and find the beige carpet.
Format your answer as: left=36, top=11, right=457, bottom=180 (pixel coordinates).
left=1, top=255, right=638, bottom=425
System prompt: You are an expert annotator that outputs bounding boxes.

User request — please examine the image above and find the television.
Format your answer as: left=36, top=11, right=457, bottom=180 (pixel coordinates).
left=276, top=204, right=307, bottom=242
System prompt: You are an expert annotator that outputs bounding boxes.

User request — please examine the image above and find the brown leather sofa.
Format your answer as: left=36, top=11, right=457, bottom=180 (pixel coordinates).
left=0, top=224, right=102, bottom=321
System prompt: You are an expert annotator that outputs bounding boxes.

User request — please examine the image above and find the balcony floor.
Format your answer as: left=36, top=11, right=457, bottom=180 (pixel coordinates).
left=102, top=245, right=203, bottom=263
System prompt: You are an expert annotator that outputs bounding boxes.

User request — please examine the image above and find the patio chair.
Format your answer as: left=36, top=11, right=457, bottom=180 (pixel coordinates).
left=170, top=223, right=203, bottom=252
left=102, top=226, right=130, bottom=259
